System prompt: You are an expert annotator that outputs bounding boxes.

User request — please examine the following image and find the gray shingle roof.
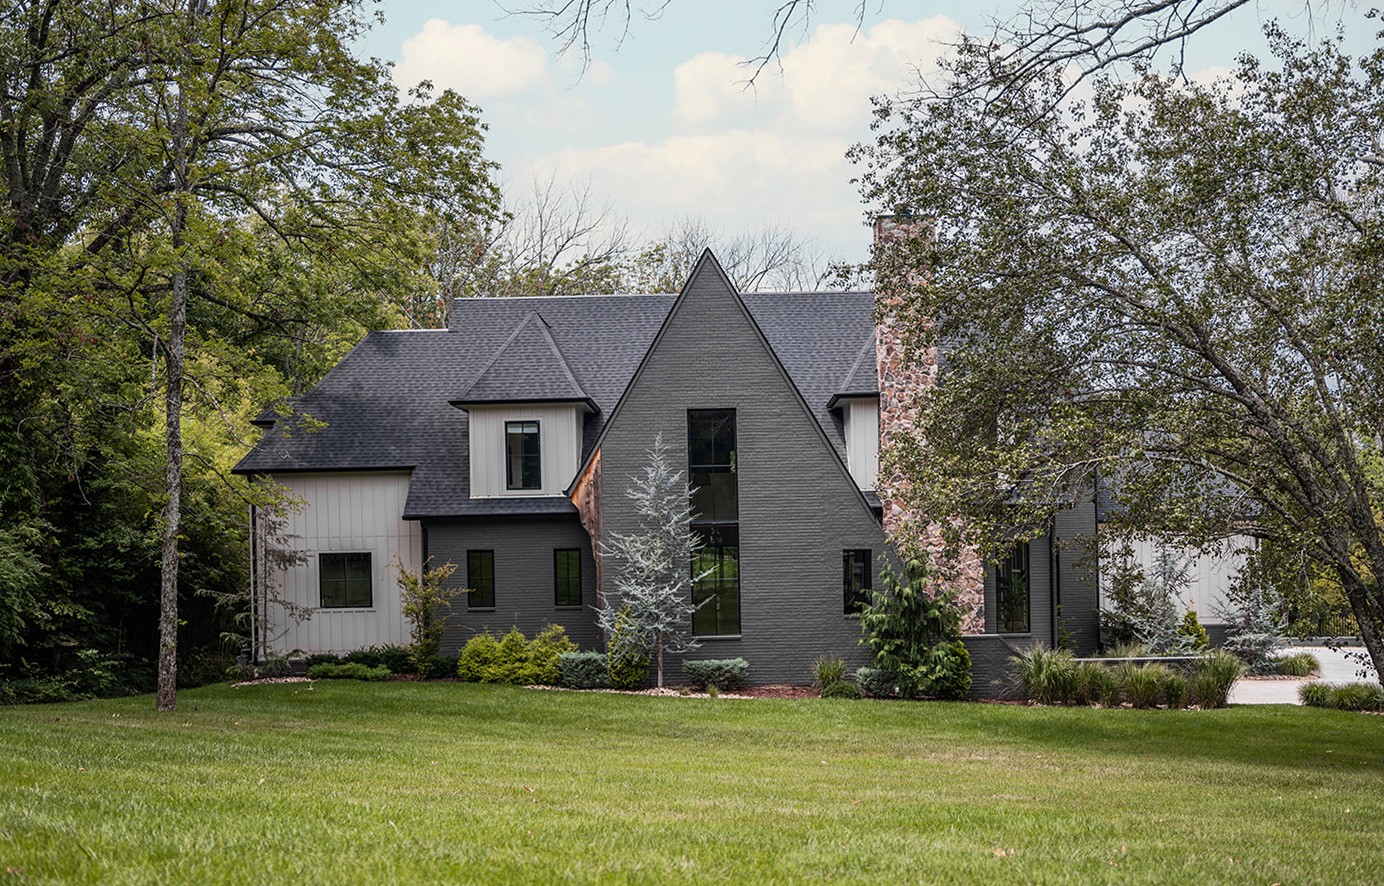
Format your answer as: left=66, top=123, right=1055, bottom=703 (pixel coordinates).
left=234, top=288, right=878, bottom=517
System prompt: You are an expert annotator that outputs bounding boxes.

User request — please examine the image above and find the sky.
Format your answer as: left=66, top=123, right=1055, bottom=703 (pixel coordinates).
left=361, top=0, right=1372, bottom=268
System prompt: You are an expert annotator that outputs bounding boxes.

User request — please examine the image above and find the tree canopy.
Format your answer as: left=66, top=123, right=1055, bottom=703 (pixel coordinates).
left=855, top=26, right=1384, bottom=678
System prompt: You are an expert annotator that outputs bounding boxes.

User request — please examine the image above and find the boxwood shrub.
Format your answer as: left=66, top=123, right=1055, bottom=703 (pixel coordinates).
left=558, top=651, right=611, bottom=689
left=683, top=658, right=748, bottom=691
left=307, top=662, right=392, bottom=681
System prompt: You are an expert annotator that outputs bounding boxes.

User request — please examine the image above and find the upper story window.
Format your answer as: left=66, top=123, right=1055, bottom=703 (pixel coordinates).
left=505, top=421, right=541, bottom=490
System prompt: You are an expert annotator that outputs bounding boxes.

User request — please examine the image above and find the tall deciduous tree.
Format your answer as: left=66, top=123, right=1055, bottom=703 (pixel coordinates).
left=854, top=27, right=1384, bottom=681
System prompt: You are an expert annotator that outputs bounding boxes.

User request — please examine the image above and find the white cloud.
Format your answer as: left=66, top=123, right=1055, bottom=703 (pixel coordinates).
left=394, top=20, right=550, bottom=99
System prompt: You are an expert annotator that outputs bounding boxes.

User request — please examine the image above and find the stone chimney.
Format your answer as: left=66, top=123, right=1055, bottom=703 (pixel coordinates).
left=872, top=214, right=985, bottom=633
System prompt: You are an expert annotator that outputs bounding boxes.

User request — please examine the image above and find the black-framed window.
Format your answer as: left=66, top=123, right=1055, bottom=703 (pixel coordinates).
left=689, top=409, right=740, bottom=636
left=554, top=548, right=582, bottom=607
left=843, top=549, right=872, bottom=616
left=319, top=552, right=372, bottom=608
left=505, top=421, right=541, bottom=490
left=692, top=525, right=740, bottom=637
left=468, top=550, right=495, bottom=609
left=996, top=542, right=1030, bottom=633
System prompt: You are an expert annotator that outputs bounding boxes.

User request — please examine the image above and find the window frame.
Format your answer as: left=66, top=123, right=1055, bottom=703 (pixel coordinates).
left=688, top=408, right=741, bottom=637
left=467, top=549, right=496, bottom=610
left=553, top=548, right=582, bottom=608
left=318, top=551, right=373, bottom=609
left=504, top=420, right=542, bottom=491
left=842, top=549, right=872, bottom=617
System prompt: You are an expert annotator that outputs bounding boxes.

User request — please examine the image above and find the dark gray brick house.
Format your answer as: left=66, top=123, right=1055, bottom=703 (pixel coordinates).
left=234, top=247, right=1106, bottom=691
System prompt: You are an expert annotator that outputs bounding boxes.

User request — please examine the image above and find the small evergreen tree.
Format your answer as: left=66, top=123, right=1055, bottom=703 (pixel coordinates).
left=1219, top=559, right=1285, bottom=674
left=1100, top=543, right=1193, bottom=655
left=596, top=435, right=702, bottom=688
left=857, top=558, right=972, bottom=699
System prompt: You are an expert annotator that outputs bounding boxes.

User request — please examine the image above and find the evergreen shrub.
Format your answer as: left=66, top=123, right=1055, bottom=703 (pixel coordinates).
left=821, top=680, right=863, bottom=699
left=683, top=658, right=748, bottom=691
left=854, top=666, right=896, bottom=698
left=307, top=662, right=391, bottom=681
left=558, top=652, right=611, bottom=689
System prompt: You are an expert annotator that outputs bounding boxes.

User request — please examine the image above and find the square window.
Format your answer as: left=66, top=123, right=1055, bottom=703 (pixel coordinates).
left=554, top=548, right=582, bottom=607
left=505, top=421, right=541, bottom=490
left=468, top=550, right=495, bottom=609
left=319, top=552, right=372, bottom=608
left=843, top=549, right=872, bottom=615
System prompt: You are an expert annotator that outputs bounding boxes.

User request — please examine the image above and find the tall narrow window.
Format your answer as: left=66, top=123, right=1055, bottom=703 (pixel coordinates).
left=505, top=421, right=541, bottom=490
left=467, top=550, right=495, bottom=609
left=554, top=548, right=582, bottom=607
left=843, top=549, right=872, bottom=615
left=689, top=409, right=740, bottom=636
left=319, top=552, right=372, bottom=608
left=996, top=542, right=1030, bottom=633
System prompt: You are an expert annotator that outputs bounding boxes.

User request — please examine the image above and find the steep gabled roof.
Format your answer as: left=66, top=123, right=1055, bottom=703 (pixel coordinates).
left=453, top=310, right=595, bottom=411
left=826, top=333, right=880, bottom=411
left=234, top=280, right=879, bottom=518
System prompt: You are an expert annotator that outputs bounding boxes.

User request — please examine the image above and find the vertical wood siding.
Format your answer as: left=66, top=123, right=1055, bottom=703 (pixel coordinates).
left=842, top=398, right=879, bottom=491
left=265, top=472, right=421, bottom=654
left=467, top=404, right=583, bottom=497
left=1097, top=531, right=1251, bottom=625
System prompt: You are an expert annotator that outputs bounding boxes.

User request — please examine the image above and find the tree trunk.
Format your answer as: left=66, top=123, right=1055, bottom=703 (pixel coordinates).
left=656, top=634, right=664, bottom=689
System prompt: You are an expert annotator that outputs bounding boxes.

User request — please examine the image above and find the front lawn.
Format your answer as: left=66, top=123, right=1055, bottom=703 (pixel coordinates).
left=2, top=683, right=1381, bottom=883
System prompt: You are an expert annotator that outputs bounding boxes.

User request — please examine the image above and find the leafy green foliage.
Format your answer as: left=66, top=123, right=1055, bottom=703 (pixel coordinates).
left=558, top=652, right=611, bottom=689
left=856, top=24, right=1384, bottom=685
left=607, top=607, right=650, bottom=690
left=821, top=680, right=864, bottom=699
left=682, top=658, right=749, bottom=692
left=397, top=559, right=462, bottom=676
left=306, top=662, right=392, bottom=681
left=858, top=559, right=971, bottom=699
left=1099, top=545, right=1193, bottom=655
left=455, top=626, right=576, bottom=686
left=342, top=646, right=414, bottom=674
left=1220, top=563, right=1286, bottom=674
left=1179, top=610, right=1211, bottom=652
left=853, top=667, right=897, bottom=698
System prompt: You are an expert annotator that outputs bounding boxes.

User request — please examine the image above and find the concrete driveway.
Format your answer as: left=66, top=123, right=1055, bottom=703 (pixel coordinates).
left=1227, top=645, right=1380, bottom=705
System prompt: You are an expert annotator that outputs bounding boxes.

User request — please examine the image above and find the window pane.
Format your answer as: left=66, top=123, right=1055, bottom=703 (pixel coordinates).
left=320, top=552, right=372, bottom=608
left=468, top=550, right=495, bottom=608
left=843, top=549, right=872, bottom=615
left=506, top=421, right=541, bottom=490
left=996, top=542, right=1030, bottom=633
left=554, top=548, right=581, bottom=607
left=690, top=469, right=738, bottom=523
left=692, top=526, right=740, bottom=636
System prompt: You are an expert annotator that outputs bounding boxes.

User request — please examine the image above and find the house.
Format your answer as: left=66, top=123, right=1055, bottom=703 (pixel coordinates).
left=233, top=219, right=1106, bottom=690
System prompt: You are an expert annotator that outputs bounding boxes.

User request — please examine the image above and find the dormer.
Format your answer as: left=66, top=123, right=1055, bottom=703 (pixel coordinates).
left=451, top=311, right=597, bottom=498
left=828, top=335, right=879, bottom=492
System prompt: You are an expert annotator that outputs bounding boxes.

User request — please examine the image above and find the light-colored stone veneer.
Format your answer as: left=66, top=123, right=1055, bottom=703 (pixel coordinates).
left=873, top=215, right=986, bottom=634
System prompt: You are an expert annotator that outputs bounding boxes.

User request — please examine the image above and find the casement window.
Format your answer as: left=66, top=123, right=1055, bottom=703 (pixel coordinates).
left=467, top=550, right=496, bottom=609
left=505, top=421, right=541, bottom=490
left=689, top=409, right=740, bottom=636
left=319, top=552, right=372, bottom=609
left=843, top=549, right=872, bottom=616
left=996, top=542, right=1030, bottom=634
left=554, top=548, right=582, bottom=607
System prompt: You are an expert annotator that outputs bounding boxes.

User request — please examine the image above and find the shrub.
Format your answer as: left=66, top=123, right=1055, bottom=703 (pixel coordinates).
left=558, top=652, right=611, bottom=689
left=426, top=655, right=459, bottom=679
left=812, top=658, right=847, bottom=691
left=1178, top=610, right=1211, bottom=651
left=456, top=626, right=575, bottom=685
left=857, top=558, right=972, bottom=699
left=1074, top=662, right=1119, bottom=706
left=1120, top=663, right=1172, bottom=708
left=456, top=632, right=500, bottom=682
left=1012, top=647, right=1077, bottom=705
left=1187, top=650, right=1243, bottom=709
left=683, top=658, right=749, bottom=692
left=1271, top=653, right=1320, bottom=677
left=1161, top=670, right=1188, bottom=708
left=1099, top=543, right=1193, bottom=654
left=398, top=558, right=462, bottom=675
left=821, top=680, right=863, bottom=699
left=608, top=607, right=650, bottom=690
left=854, top=666, right=897, bottom=698
left=1219, top=561, right=1285, bottom=673
left=303, top=653, right=342, bottom=670
left=344, top=645, right=413, bottom=674
left=307, top=662, right=391, bottom=681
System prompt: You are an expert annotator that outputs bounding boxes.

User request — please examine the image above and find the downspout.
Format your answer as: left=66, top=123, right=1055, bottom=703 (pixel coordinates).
left=1049, top=521, right=1060, bottom=649
left=248, top=502, right=259, bottom=665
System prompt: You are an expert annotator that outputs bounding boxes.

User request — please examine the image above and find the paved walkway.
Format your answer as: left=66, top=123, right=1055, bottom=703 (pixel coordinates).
left=1227, top=645, right=1379, bottom=705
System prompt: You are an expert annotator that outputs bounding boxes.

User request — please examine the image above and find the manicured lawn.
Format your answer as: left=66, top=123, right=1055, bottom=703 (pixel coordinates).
left=2, top=683, right=1382, bottom=883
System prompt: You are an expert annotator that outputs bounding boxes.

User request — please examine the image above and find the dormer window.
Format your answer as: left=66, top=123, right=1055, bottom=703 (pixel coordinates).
left=506, top=421, right=541, bottom=490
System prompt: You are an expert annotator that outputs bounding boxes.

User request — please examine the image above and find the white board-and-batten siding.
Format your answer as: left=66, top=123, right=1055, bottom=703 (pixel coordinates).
left=467, top=404, right=583, bottom=497
left=841, top=398, right=879, bottom=492
left=1097, top=532, right=1254, bottom=626
left=265, top=472, right=421, bottom=654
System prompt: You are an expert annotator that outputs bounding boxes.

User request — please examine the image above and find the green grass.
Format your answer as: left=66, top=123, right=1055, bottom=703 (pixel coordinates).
left=3, top=683, right=1383, bottom=883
